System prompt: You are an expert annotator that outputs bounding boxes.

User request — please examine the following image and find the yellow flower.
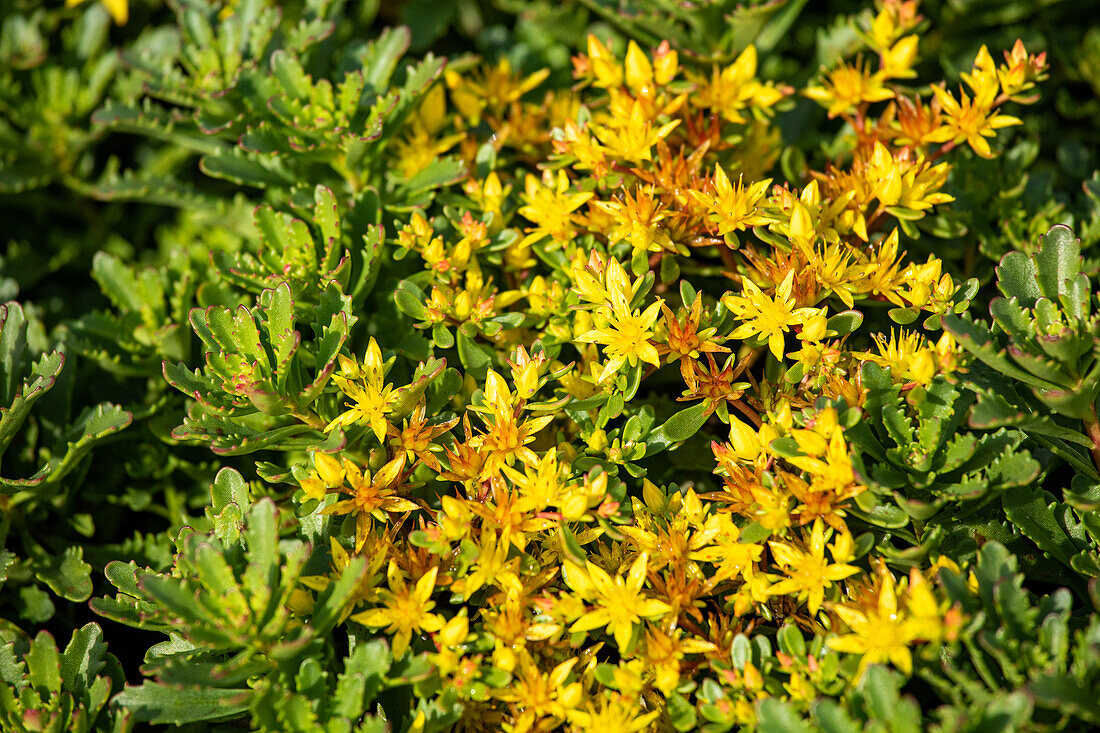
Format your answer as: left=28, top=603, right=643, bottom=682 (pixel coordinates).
left=851, top=228, right=906, bottom=306
left=584, top=34, right=623, bottom=89
left=926, top=83, right=1020, bottom=159
left=880, top=35, right=920, bottom=80
left=445, top=57, right=549, bottom=123
left=804, top=59, right=895, bottom=118
left=67, top=0, right=127, bottom=25
left=854, top=329, right=940, bottom=385
left=326, top=339, right=397, bottom=443
left=590, top=98, right=680, bottom=163
left=640, top=626, right=717, bottom=695
left=691, top=165, right=775, bottom=238
left=498, top=654, right=583, bottom=731
left=554, top=118, right=609, bottom=174
left=865, top=1, right=919, bottom=52
left=391, top=86, right=465, bottom=178
left=564, top=553, right=671, bottom=650
left=351, top=563, right=442, bottom=658
left=805, top=242, right=858, bottom=308
left=592, top=187, right=675, bottom=257
left=451, top=530, right=522, bottom=598
left=768, top=519, right=860, bottom=614
left=864, top=142, right=953, bottom=212
left=298, top=536, right=384, bottom=623
left=722, top=271, right=822, bottom=359
left=320, top=456, right=418, bottom=552
left=688, top=514, right=764, bottom=583
left=996, top=40, right=1048, bottom=101
left=576, top=302, right=664, bottom=382
left=567, top=692, right=660, bottom=733
left=827, top=562, right=946, bottom=678
left=391, top=125, right=465, bottom=179
left=299, top=450, right=346, bottom=501
left=622, top=39, right=679, bottom=95
left=689, top=45, right=786, bottom=124
left=518, top=170, right=593, bottom=247
left=769, top=179, right=852, bottom=252
left=464, top=171, right=511, bottom=232
left=729, top=571, right=775, bottom=617
left=572, top=254, right=664, bottom=381
left=960, top=45, right=1000, bottom=102
left=465, top=369, right=554, bottom=479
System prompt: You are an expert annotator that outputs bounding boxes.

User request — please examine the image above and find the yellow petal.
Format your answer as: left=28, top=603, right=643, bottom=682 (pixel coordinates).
left=624, top=41, right=653, bottom=91
left=102, top=0, right=128, bottom=24
left=314, top=452, right=345, bottom=486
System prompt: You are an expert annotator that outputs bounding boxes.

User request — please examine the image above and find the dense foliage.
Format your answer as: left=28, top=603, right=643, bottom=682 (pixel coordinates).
left=3, top=0, right=1100, bottom=730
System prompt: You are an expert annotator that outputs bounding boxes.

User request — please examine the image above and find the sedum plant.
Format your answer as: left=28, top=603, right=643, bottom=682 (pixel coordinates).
left=92, top=0, right=458, bottom=211
left=944, top=225, right=1100, bottom=475
left=4, top=0, right=1100, bottom=730
left=0, top=302, right=131, bottom=624
left=0, top=623, right=127, bottom=733
left=91, top=468, right=453, bottom=730
left=944, top=225, right=1100, bottom=580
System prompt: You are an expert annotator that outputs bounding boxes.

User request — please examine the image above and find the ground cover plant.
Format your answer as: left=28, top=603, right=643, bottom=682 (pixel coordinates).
left=2, top=0, right=1100, bottom=730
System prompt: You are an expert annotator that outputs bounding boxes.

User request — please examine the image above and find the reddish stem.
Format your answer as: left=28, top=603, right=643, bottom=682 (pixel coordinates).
left=1085, top=410, right=1100, bottom=474
left=732, top=399, right=763, bottom=428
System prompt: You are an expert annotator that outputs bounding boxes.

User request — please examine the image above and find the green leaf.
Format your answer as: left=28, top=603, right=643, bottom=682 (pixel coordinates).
left=26, top=631, right=62, bottom=696
left=361, top=26, right=411, bottom=91
left=812, top=700, right=859, bottom=733
left=1034, top=224, right=1080, bottom=301
left=210, top=467, right=249, bottom=516
left=888, top=306, right=919, bottom=324
left=431, top=323, right=454, bottom=349
left=0, top=302, right=30, bottom=405
left=456, top=331, right=491, bottom=379
left=826, top=309, right=862, bottom=336
left=91, top=251, right=147, bottom=314
left=757, top=698, right=813, bottom=733
left=644, top=402, right=708, bottom=455
left=36, top=546, right=93, bottom=602
left=270, top=49, right=310, bottom=98
left=242, top=499, right=280, bottom=596
left=260, top=283, right=297, bottom=391
left=559, top=524, right=587, bottom=565
left=997, top=251, right=1042, bottom=307
left=200, top=150, right=293, bottom=188
left=60, top=623, right=107, bottom=699
left=400, top=155, right=466, bottom=193
left=777, top=623, right=806, bottom=658
left=114, top=684, right=253, bottom=724
left=393, top=280, right=427, bottom=319
left=738, top=522, right=772, bottom=544
left=943, top=314, right=1059, bottom=391
left=0, top=350, right=63, bottom=458
left=311, top=556, right=367, bottom=633
left=314, top=186, right=340, bottom=249
left=1031, top=675, right=1100, bottom=722
left=1003, top=487, right=1080, bottom=570
left=730, top=634, right=752, bottom=670
left=858, top=665, right=904, bottom=723
left=667, top=691, right=697, bottom=732
left=20, top=585, right=54, bottom=623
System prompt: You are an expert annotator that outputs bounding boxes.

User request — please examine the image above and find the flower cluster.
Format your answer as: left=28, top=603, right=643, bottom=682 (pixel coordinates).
left=289, top=3, right=1046, bottom=728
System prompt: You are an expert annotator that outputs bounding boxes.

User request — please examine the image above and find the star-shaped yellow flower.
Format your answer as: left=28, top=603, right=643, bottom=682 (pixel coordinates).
left=768, top=519, right=860, bottom=614
left=565, top=553, right=671, bottom=650
left=722, top=271, right=822, bottom=359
